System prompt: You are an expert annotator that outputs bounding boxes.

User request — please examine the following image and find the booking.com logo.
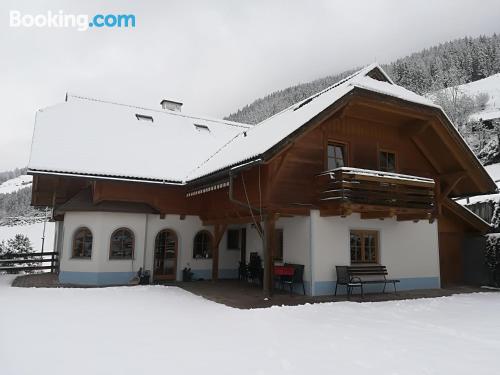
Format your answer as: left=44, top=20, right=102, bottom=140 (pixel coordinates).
left=9, top=10, right=136, bottom=31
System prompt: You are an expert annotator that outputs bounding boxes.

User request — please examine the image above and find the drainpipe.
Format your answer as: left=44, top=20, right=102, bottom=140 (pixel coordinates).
left=143, top=214, right=149, bottom=279
left=228, top=159, right=273, bottom=296
left=229, top=173, right=262, bottom=219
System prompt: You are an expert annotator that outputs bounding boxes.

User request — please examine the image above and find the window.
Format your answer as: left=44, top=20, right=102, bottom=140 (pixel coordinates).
left=193, top=231, right=213, bottom=259
left=109, top=228, right=135, bottom=259
left=274, top=229, right=283, bottom=261
left=194, top=124, right=210, bottom=133
left=327, top=142, right=347, bottom=170
left=379, top=150, right=397, bottom=173
left=135, top=114, right=154, bottom=122
left=227, top=229, right=240, bottom=250
left=350, top=230, right=379, bottom=264
left=72, top=227, right=93, bottom=259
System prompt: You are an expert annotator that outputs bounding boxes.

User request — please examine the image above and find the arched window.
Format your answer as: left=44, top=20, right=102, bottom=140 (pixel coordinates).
left=109, top=228, right=135, bottom=260
left=193, top=231, right=213, bottom=259
left=72, top=227, right=93, bottom=258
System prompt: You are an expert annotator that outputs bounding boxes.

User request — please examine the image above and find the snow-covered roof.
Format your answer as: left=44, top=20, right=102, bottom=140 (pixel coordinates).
left=28, top=64, right=478, bottom=185
left=457, top=163, right=500, bottom=205
left=470, top=109, right=500, bottom=122
left=28, top=95, right=250, bottom=183
left=186, top=64, right=440, bottom=181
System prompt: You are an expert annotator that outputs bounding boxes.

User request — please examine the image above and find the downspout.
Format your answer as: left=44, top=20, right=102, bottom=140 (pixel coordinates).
left=228, top=159, right=263, bottom=219
left=228, top=159, right=273, bottom=296
left=229, top=174, right=262, bottom=219
left=143, top=214, right=149, bottom=279
left=309, top=210, right=316, bottom=296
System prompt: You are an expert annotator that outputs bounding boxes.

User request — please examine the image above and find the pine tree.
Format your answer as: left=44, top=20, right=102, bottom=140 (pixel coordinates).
left=4, top=235, right=39, bottom=274
left=492, top=202, right=500, bottom=230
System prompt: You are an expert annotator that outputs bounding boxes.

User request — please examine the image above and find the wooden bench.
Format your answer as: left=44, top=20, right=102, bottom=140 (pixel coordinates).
left=335, top=265, right=400, bottom=297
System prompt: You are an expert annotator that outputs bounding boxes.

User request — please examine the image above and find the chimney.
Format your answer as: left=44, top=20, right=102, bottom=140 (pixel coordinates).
left=160, top=99, right=183, bottom=112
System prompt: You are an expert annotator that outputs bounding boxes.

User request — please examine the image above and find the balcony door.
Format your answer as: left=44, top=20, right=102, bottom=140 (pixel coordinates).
left=154, top=229, right=178, bottom=281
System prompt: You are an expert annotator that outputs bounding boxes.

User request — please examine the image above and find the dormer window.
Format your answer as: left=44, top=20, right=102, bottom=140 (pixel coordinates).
left=136, top=114, right=153, bottom=122
left=194, top=124, right=210, bottom=133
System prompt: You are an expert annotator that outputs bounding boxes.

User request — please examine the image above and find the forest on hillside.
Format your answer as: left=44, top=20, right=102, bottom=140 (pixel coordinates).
left=0, top=167, right=26, bottom=185
left=226, top=34, right=500, bottom=124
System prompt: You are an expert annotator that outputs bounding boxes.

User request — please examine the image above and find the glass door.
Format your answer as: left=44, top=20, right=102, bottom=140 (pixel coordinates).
left=154, top=229, right=178, bottom=281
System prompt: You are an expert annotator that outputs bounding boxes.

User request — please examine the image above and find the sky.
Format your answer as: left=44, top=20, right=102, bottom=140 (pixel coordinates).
left=1, top=0, right=500, bottom=171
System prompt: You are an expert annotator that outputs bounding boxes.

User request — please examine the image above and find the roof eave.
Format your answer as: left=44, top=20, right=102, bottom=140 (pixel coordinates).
left=27, top=169, right=185, bottom=186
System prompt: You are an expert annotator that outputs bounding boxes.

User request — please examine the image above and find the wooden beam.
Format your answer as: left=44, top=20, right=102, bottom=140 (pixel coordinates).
left=211, top=224, right=227, bottom=280
left=202, top=215, right=263, bottom=226
left=263, top=212, right=277, bottom=296
left=397, top=213, right=430, bottom=221
left=353, top=94, right=431, bottom=120
left=440, top=171, right=466, bottom=199
left=360, top=210, right=394, bottom=220
left=410, top=136, right=443, bottom=174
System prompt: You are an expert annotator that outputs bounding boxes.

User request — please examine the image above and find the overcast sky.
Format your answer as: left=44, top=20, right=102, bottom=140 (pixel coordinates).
left=1, top=0, right=500, bottom=171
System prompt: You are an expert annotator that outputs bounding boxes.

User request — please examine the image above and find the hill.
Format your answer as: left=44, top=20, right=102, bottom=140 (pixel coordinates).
left=226, top=33, right=500, bottom=124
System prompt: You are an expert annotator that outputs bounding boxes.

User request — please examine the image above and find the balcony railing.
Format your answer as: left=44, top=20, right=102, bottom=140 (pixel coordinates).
left=316, top=167, right=435, bottom=211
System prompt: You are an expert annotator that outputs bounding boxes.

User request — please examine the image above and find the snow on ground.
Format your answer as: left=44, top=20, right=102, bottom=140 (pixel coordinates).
left=0, top=174, right=32, bottom=194
left=0, top=221, right=55, bottom=251
left=0, top=276, right=500, bottom=375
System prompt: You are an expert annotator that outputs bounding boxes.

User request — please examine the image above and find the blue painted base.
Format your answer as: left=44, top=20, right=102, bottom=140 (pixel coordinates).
left=59, top=271, right=136, bottom=286
left=313, top=277, right=440, bottom=296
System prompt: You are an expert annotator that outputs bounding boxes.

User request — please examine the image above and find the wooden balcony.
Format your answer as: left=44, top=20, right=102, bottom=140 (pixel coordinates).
left=316, top=167, right=436, bottom=220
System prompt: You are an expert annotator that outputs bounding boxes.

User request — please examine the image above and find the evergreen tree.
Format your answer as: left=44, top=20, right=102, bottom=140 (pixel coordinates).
left=491, top=202, right=500, bottom=230
left=226, top=33, right=500, bottom=124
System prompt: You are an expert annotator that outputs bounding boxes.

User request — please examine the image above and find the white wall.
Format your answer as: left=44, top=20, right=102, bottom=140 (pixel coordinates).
left=277, top=217, right=311, bottom=284
left=310, top=210, right=440, bottom=295
left=61, top=211, right=147, bottom=274
left=60, top=211, right=242, bottom=282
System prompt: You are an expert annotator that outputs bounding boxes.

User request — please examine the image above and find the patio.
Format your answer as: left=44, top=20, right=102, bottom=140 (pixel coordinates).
left=176, top=279, right=489, bottom=308
left=11, top=273, right=491, bottom=309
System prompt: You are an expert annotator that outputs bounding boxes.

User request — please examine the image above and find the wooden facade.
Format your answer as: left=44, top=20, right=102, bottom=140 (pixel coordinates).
left=31, top=87, right=496, bottom=291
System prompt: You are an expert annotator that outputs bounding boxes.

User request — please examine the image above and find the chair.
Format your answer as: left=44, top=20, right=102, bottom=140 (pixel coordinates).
left=248, top=253, right=263, bottom=285
left=282, top=263, right=306, bottom=295
left=238, top=261, right=248, bottom=281
left=335, top=266, right=363, bottom=297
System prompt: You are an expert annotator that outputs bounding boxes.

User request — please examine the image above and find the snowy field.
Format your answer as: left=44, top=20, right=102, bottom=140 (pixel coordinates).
left=0, top=174, right=32, bottom=194
left=1, top=276, right=500, bottom=375
left=0, top=221, right=55, bottom=251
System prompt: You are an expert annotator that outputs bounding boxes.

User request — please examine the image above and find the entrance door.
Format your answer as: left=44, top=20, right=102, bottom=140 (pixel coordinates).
left=154, top=229, right=178, bottom=281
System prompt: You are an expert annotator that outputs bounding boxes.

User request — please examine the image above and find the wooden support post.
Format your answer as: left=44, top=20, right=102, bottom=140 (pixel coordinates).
left=263, top=213, right=277, bottom=297
left=212, top=224, right=227, bottom=281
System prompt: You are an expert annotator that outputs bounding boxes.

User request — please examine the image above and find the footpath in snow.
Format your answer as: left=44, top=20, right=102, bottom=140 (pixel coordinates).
left=1, top=275, right=500, bottom=375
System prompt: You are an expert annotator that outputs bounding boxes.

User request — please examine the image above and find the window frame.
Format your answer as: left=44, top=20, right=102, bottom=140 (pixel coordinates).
left=71, top=227, right=93, bottom=259
left=109, top=227, right=135, bottom=260
left=226, top=229, right=240, bottom=250
left=378, top=149, right=398, bottom=173
left=325, top=140, right=349, bottom=171
left=349, top=229, right=380, bottom=264
left=193, top=230, right=213, bottom=259
left=273, top=228, right=284, bottom=261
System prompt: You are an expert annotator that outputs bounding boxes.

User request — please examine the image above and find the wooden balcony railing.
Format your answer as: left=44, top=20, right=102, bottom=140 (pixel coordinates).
left=316, top=167, right=435, bottom=212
